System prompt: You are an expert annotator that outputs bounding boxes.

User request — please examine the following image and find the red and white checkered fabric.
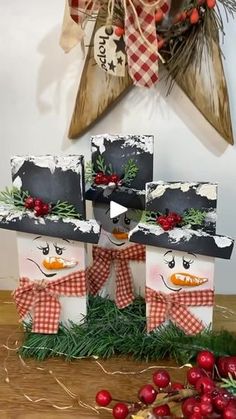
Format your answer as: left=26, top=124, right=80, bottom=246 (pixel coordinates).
left=69, top=0, right=96, bottom=24
left=12, top=271, right=87, bottom=334
left=146, top=287, right=214, bottom=335
left=124, top=0, right=169, bottom=87
left=87, top=244, right=145, bottom=308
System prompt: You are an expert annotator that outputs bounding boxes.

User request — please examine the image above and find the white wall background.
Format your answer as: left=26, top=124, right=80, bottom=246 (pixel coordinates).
left=0, top=1, right=236, bottom=292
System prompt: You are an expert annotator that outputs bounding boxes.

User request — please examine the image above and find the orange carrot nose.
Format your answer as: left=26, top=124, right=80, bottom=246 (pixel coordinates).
left=112, top=228, right=129, bottom=241
left=170, top=273, right=208, bottom=287
left=43, top=257, right=77, bottom=270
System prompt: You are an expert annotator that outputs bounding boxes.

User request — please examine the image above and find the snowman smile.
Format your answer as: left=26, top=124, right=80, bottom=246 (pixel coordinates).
left=27, top=258, right=57, bottom=278
left=160, top=275, right=182, bottom=292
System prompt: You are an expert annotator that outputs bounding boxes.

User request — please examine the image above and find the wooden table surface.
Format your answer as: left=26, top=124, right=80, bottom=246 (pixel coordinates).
left=0, top=291, right=236, bottom=419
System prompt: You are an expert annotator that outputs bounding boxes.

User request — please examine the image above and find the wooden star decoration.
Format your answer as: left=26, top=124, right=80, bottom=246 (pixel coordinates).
left=68, top=7, right=234, bottom=145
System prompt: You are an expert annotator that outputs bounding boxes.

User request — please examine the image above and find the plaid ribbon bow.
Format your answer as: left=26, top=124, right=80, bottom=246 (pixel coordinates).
left=69, top=0, right=96, bottom=24
left=146, top=287, right=214, bottom=335
left=124, top=0, right=169, bottom=87
left=12, top=271, right=87, bottom=334
left=87, top=244, right=145, bottom=308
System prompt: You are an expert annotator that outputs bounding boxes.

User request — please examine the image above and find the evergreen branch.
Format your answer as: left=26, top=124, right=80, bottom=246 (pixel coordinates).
left=0, top=187, right=29, bottom=207
left=20, top=296, right=236, bottom=362
left=182, top=208, right=206, bottom=227
left=0, top=187, right=82, bottom=219
left=51, top=201, right=82, bottom=219
left=140, top=211, right=158, bottom=224
left=107, top=163, right=113, bottom=175
left=220, top=373, right=236, bottom=395
left=85, top=161, right=95, bottom=183
left=122, top=159, right=139, bottom=186
left=96, top=155, right=107, bottom=174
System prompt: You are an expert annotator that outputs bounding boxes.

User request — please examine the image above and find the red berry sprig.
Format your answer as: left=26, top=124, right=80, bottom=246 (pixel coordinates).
left=138, top=384, right=157, bottom=404
left=95, top=350, right=236, bottom=418
left=94, top=172, right=120, bottom=186
left=96, top=389, right=112, bottom=407
left=157, top=212, right=182, bottom=231
left=153, top=369, right=170, bottom=389
left=24, top=196, right=51, bottom=217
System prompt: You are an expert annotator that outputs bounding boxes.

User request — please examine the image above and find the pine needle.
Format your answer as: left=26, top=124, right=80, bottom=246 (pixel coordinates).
left=20, top=296, right=236, bottom=362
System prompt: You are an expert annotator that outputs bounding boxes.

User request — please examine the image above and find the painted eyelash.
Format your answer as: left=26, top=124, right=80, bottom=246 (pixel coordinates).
left=37, top=244, right=49, bottom=250
left=53, top=244, right=66, bottom=251
left=183, top=258, right=194, bottom=264
left=164, top=258, right=175, bottom=264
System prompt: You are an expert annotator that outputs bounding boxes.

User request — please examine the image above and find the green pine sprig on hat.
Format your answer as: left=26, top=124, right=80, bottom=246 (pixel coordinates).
left=0, top=187, right=82, bottom=220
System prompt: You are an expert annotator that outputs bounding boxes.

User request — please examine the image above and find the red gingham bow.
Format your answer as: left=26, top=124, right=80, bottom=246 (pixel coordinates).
left=146, top=287, right=214, bottom=335
left=69, top=0, right=97, bottom=24
left=87, top=244, right=145, bottom=308
left=12, top=271, right=87, bottom=334
left=124, top=0, right=169, bottom=87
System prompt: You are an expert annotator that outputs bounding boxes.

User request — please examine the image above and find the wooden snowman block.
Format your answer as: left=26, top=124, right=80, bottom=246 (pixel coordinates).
left=130, top=181, right=234, bottom=335
left=90, top=202, right=145, bottom=303
left=86, top=134, right=154, bottom=308
left=16, top=232, right=87, bottom=327
left=0, top=155, right=100, bottom=334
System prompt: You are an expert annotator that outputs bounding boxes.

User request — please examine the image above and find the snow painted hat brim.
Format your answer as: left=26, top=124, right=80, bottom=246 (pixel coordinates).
left=129, top=223, right=234, bottom=259
left=85, top=184, right=146, bottom=210
left=0, top=204, right=100, bottom=244
left=86, top=134, right=154, bottom=210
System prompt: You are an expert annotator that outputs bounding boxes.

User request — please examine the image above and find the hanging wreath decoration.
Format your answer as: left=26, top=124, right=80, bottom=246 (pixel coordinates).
left=61, top=0, right=235, bottom=143
left=64, top=0, right=236, bottom=86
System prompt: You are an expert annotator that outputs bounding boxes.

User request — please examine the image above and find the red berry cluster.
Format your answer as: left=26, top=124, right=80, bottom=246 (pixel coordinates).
left=156, top=0, right=216, bottom=49
left=94, top=172, right=120, bottom=186
left=95, top=350, right=236, bottom=418
left=183, top=351, right=236, bottom=418
left=24, top=196, right=51, bottom=217
left=173, top=0, right=216, bottom=26
left=157, top=212, right=182, bottom=231
left=95, top=369, right=173, bottom=418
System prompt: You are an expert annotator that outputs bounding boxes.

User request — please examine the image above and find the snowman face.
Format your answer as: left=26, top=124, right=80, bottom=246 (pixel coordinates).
left=17, top=232, right=85, bottom=280
left=147, top=246, right=214, bottom=293
left=93, top=203, right=140, bottom=248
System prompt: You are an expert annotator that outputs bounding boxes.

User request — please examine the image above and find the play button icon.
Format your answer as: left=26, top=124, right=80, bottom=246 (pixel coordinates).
left=110, top=201, right=127, bottom=219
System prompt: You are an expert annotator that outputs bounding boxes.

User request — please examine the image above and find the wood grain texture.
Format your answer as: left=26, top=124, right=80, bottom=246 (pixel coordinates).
left=0, top=291, right=236, bottom=418
left=176, top=35, right=234, bottom=145
left=68, top=9, right=133, bottom=139
left=68, top=14, right=233, bottom=144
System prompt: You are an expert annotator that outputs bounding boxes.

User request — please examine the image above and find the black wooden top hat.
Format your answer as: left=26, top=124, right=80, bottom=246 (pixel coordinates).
left=85, top=134, right=154, bottom=210
left=130, top=181, right=234, bottom=259
left=0, top=155, right=100, bottom=243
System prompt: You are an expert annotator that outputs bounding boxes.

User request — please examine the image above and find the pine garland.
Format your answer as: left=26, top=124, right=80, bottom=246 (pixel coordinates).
left=20, top=296, right=236, bottom=362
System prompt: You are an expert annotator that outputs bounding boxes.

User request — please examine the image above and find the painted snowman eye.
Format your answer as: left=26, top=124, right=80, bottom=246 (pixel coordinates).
left=112, top=217, right=119, bottom=224
left=124, top=216, right=131, bottom=225
left=168, top=259, right=175, bottom=269
left=37, top=244, right=49, bottom=255
left=164, top=251, right=175, bottom=269
left=182, top=257, right=193, bottom=270
left=54, top=245, right=65, bottom=256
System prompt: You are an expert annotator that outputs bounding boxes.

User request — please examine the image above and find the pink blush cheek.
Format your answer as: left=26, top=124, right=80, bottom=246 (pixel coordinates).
left=148, top=265, right=164, bottom=289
